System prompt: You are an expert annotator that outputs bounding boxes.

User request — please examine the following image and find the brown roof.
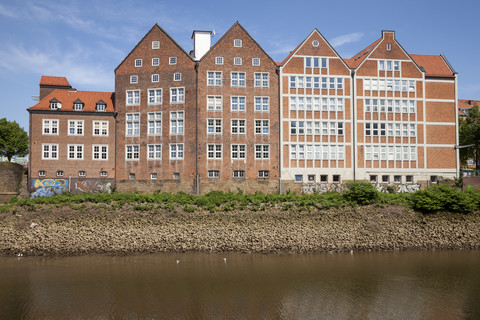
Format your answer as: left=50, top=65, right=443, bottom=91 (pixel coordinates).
left=28, top=89, right=114, bottom=112
left=410, top=54, right=454, bottom=78
left=345, top=38, right=382, bottom=68
left=39, top=76, right=71, bottom=87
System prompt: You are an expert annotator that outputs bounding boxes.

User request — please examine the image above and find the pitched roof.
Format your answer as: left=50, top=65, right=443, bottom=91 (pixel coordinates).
left=410, top=54, right=455, bottom=78
left=28, top=89, right=114, bottom=112
left=344, top=38, right=382, bottom=69
left=39, top=76, right=71, bottom=87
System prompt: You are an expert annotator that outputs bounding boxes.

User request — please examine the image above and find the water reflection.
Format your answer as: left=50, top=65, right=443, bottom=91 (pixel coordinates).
left=0, top=250, right=479, bottom=319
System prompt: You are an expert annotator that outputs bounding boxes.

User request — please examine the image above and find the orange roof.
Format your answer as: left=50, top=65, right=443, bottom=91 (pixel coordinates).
left=28, top=89, right=114, bottom=112
left=39, top=76, right=71, bottom=87
left=345, top=38, right=382, bottom=69
left=410, top=54, right=454, bottom=78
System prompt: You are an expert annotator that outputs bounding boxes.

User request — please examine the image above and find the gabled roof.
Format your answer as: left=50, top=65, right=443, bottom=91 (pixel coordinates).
left=279, top=28, right=351, bottom=70
left=115, top=24, right=195, bottom=72
left=199, top=21, right=277, bottom=67
left=344, top=38, right=382, bottom=69
left=39, top=76, right=71, bottom=87
left=28, top=89, right=114, bottom=113
left=410, top=54, right=455, bottom=78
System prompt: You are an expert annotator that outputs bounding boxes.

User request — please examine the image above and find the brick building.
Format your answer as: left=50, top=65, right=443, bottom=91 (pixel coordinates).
left=28, top=76, right=115, bottom=195
left=28, top=25, right=458, bottom=195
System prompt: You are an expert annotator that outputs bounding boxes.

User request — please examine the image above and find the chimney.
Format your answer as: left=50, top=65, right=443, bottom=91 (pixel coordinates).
left=191, top=30, right=212, bottom=61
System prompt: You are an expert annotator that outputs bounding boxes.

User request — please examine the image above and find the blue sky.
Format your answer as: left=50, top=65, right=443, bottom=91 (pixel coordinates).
left=1, top=0, right=479, bottom=132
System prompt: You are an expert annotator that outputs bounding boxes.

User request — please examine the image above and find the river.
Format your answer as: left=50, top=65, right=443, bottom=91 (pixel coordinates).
left=1, top=250, right=479, bottom=319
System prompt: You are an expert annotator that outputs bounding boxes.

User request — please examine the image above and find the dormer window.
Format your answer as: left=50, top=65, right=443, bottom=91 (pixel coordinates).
left=96, top=100, right=106, bottom=112
left=49, top=98, right=61, bottom=110
left=73, top=99, right=84, bottom=111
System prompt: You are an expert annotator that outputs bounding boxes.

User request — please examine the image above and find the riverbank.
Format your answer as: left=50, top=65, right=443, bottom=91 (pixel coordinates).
left=1, top=204, right=480, bottom=256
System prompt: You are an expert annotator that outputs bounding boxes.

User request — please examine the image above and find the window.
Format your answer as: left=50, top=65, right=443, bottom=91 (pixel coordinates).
left=49, top=102, right=59, bottom=110
left=174, top=73, right=181, bottom=81
left=370, top=175, right=378, bottom=183
left=147, top=144, right=162, bottom=160
left=100, top=171, right=108, bottom=177
left=255, top=120, right=269, bottom=135
left=233, top=170, right=245, bottom=178
left=126, top=113, right=140, bottom=136
left=231, top=144, right=246, bottom=160
left=43, top=119, right=58, bottom=135
left=148, top=112, right=162, bottom=135
left=150, top=173, right=157, bottom=180
left=234, top=39, right=242, bottom=47
left=231, top=119, right=246, bottom=134
left=129, top=173, right=135, bottom=180
left=215, top=57, right=223, bottom=65
left=430, top=176, right=438, bottom=183
left=125, top=145, right=140, bottom=160
left=93, top=121, right=108, bottom=136
left=130, top=75, right=138, bottom=84
left=231, top=96, right=246, bottom=111
left=207, top=144, right=222, bottom=159
left=152, top=58, right=159, bottom=66
left=252, top=58, right=260, bottom=66
left=56, top=170, right=64, bottom=177
left=152, top=41, right=160, bottom=49
left=79, top=171, right=86, bottom=177
left=394, top=175, right=402, bottom=183
left=96, top=103, right=106, bottom=112
left=126, top=90, right=140, bottom=105
left=406, top=175, right=413, bottom=183
left=312, top=40, right=319, bottom=47
left=295, top=175, right=303, bottom=183
left=173, top=172, right=180, bottom=179
left=332, top=175, right=341, bottom=183
left=38, top=170, right=46, bottom=177
left=254, top=73, right=269, bottom=87
left=207, top=119, right=222, bottom=134
left=135, top=59, right=142, bottom=67
left=169, top=57, right=177, bottom=65
left=258, top=170, right=269, bottom=178
left=92, top=145, right=108, bottom=160
left=207, top=71, right=222, bottom=86
left=231, top=72, right=246, bottom=87
left=320, top=175, right=328, bottom=183
left=68, top=120, right=83, bottom=136
left=170, top=144, right=184, bottom=159
left=148, top=88, right=162, bottom=105
left=68, top=144, right=83, bottom=160
left=387, top=43, right=391, bottom=51
left=308, top=175, right=315, bottom=182
left=42, top=144, right=58, bottom=160
left=255, top=144, right=269, bottom=160
left=207, top=96, right=222, bottom=111
left=254, top=97, right=269, bottom=112
left=382, top=175, right=389, bottom=183
left=208, top=170, right=220, bottom=178
left=74, top=102, right=84, bottom=111
left=152, top=74, right=159, bottom=82
left=170, top=87, right=185, bottom=103
left=170, top=111, right=184, bottom=135
left=234, top=57, right=242, bottom=65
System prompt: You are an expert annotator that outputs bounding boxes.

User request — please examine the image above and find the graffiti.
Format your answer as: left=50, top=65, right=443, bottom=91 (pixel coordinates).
left=31, top=187, right=65, bottom=198
left=32, top=179, right=68, bottom=188
left=302, top=183, right=344, bottom=194
left=375, top=183, right=421, bottom=193
left=75, top=180, right=112, bottom=193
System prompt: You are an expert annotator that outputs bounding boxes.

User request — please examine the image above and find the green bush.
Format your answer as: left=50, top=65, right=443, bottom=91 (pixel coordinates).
left=410, top=184, right=479, bottom=213
left=342, top=181, right=380, bottom=205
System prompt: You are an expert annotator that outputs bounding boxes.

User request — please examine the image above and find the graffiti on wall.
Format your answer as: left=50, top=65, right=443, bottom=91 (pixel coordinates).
left=74, top=181, right=112, bottom=193
left=302, top=183, right=344, bottom=194
left=375, top=183, right=421, bottom=193
left=32, top=179, right=68, bottom=188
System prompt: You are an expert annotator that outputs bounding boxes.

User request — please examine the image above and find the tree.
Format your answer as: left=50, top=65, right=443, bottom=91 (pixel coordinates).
left=0, top=118, right=28, bottom=162
left=459, top=104, right=480, bottom=170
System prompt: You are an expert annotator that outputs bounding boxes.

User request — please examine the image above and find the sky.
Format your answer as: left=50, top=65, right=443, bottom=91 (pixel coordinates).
left=1, top=0, right=479, bottom=133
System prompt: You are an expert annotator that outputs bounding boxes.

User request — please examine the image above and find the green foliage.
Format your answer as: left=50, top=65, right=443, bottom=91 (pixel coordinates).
left=0, top=118, right=28, bottom=162
left=342, top=181, right=380, bottom=205
left=410, top=184, right=479, bottom=213
left=459, top=104, right=480, bottom=168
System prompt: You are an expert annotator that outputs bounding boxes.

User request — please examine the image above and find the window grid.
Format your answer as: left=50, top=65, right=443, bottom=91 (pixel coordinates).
left=207, top=119, right=222, bottom=134
left=126, top=113, right=140, bottom=136
left=290, top=76, right=343, bottom=89
left=289, top=96, right=343, bottom=111
left=148, top=88, right=162, bottom=105
left=152, top=74, right=159, bottom=82
left=231, top=96, right=246, bottom=111
left=170, top=87, right=185, bottom=103
left=231, top=119, right=246, bottom=134
left=255, top=119, right=269, bottom=135
left=207, top=96, right=222, bottom=111
left=231, top=72, right=246, bottom=87
left=125, top=145, right=140, bottom=160
left=43, top=119, right=58, bottom=135
left=130, top=75, right=138, bottom=84
left=290, top=144, right=345, bottom=160
left=208, top=170, right=220, bottom=178
left=170, top=144, right=184, bottom=160
left=252, top=58, right=260, bottom=66
left=215, top=57, right=224, bottom=65
left=364, top=145, right=416, bottom=161
left=126, top=90, right=140, bottom=105
left=254, top=97, right=269, bottom=112
left=92, top=145, right=108, bottom=160
left=290, top=121, right=344, bottom=136
left=255, top=144, right=270, bottom=160
left=42, top=144, right=58, bottom=160
left=152, top=58, right=159, bottom=66
left=68, top=120, right=83, bottom=136
left=135, top=59, right=142, bottom=67
left=147, top=144, right=162, bottom=160
left=207, top=144, right=222, bottom=159
left=170, top=111, right=184, bottom=135
left=231, top=144, right=246, bottom=160
left=148, top=112, right=162, bottom=135
left=68, top=144, right=84, bottom=160
left=254, top=73, right=269, bottom=88
left=207, top=71, right=222, bottom=86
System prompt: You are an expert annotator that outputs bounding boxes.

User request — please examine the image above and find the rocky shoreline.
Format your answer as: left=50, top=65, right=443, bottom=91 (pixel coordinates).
left=1, top=204, right=480, bottom=256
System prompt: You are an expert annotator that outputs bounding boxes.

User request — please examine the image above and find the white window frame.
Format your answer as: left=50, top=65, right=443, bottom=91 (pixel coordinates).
left=67, top=144, right=84, bottom=160
left=152, top=41, right=160, bottom=49
left=148, top=112, right=162, bottom=136
left=147, top=144, right=162, bottom=160
left=68, top=120, right=84, bottom=136
left=56, top=170, right=64, bottom=177
left=38, top=170, right=46, bottom=176
left=207, top=71, right=222, bottom=86
left=255, top=144, right=270, bottom=160
left=208, top=170, right=220, bottom=178
left=170, top=111, right=184, bottom=135
left=169, top=57, right=177, bottom=65
left=231, top=144, right=246, bottom=160
left=126, top=90, right=140, bottom=106
left=254, top=73, right=269, bottom=88
left=135, top=59, right=142, bottom=67
left=207, top=96, right=222, bottom=111
left=234, top=39, right=242, bottom=47
left=126, top=113, right=140, bottom=136
left=207, top=118, right=222, bottom=135
left=231, top=96, right=246, bottom=111
left=233, top=170, right=245, bottom=178
left=96, top=103, right=106, bottom=112
left=43, top=119, right=58, bottom=135
left=170, top=87, right=185, bottom=103
left=254, top=97, right=269, bottom=112
left=234, top=57, right=242, bottom=65
left=152, top=58, right=159, bottom=66
left=258, top=170, right=270, bottom=178
left=174, top=73, right=181, bottom=81
left=125, top=145, right=140, bottom=160
left=207, top=144, right=222, bottom=160
left=73, top=103, right=83, bottom=111
left=252, top=58, right=260, bottom=66
left=231, top=119, right=246, bottom=134
left=93, top=121, right=109, bottom=136
left=231, top=72, right=246, bottom=87
left=100, top=171, right=108, bottom=177
left=151, top=173, right=157, bottom=180
left=42, top=144, right=58, bottom=160
left=148, top=88, right=162, bottom=105
left=130, top=75, right=138, bottom=84
left=152, top=74, right=159, bottom=82
left=215, top=57, right=224, bottom=65
left=78, top=171, right=86, bottom=177
left=170, top=143, right=184, bottom=160
left=254, top=119, right=269, bottom=135
left=92, top=145, right=108, bottom=161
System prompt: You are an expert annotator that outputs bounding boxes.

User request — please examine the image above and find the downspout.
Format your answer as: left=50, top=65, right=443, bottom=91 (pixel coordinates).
left=351, top=69, right=356, bottom=181
left=195, top=62, right=199, bottom=195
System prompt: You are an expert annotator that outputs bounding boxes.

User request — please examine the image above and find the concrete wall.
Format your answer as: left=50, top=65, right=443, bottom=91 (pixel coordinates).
left=0, top=162, right=24, bottom=203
